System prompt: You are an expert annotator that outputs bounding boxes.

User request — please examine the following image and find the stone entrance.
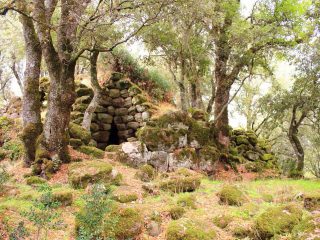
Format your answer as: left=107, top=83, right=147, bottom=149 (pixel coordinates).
left=71, top=73, right=155, bottom=150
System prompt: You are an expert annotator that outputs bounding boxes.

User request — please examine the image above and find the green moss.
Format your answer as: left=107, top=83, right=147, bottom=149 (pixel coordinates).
left=136, top=164, right=156, bottom=182
left=261, top=153, right=274, bottom=161
left=199, top=146, right=220, bottom=163
left=292, top=216, right=317, bottom=239
left=218, top=185, right=245, bottom=206
left=188, top=108, right=209, bottom=121
left=169, top=205, right=186, bottom=220
left=78, top=146, right=105, bottom=159
left=177, top=194, right=196, bottom=209
left=69, top=123, right=91, bottom=144
left=212, top=214, right=233, bottom=229
left=166, top=219, right=216, bottom=240
left=102, top=207, right=143, bottom=239
left=52, top=190, right=73, bottom=206
left=255, top=204, right=303, bottom=239
left=137, top=126, right=185, bottom=151
left=105, top=145, right=121, bottom=152
left=261, top=193, right=274, bottom=203
left=69, top=138, right=83, bottom=149
left=112, top=193, right=138, bottom=203
left=68, top=160, right=113, bottom=189
left=235, top=135, right=250, bottom=145
left=26, top=176, right=47, bottom=185
left=174, top=148, right=198, bottom=163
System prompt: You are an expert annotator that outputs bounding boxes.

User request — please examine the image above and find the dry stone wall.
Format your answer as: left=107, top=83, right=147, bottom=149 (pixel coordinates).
left=71, top=73, right=156, bottom=150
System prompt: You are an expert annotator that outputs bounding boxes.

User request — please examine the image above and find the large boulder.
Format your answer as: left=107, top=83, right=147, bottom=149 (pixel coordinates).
left=255, top=204, right=303, bottom=239
left=68, top=160, right=114, bottom=188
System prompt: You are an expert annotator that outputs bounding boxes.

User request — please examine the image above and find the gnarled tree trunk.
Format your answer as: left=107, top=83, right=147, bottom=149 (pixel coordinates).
left=82, top=51, right=103, bottom=130
left=288, top=105, right=306, bottom=177
left=20, top=13, right=42, bottom=166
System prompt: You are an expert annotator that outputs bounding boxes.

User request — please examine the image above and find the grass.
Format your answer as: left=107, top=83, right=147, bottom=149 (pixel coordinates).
left=1, top=158, right=320, bottom=239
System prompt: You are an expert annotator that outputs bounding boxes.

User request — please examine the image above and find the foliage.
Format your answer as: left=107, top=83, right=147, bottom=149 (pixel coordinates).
left=21, top=184, right=65, bottom=240
left=0, top=166, right=9, bottom=192
left=2, top=140, right=23, bottom=161
left=76, top=184, right=112, bottom=240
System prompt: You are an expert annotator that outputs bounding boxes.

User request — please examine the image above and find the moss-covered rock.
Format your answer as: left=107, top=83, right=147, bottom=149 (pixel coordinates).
left=169, top=205, right=186, bottom=220
left=105, top=145, right=121, bottom=152
left=69, top=138, right=83, bottom=149
left=235, top=135, right=250, bottom=145
left=137, top=126, right=184, bottom=151
left=159, top=169, right=201, bottom=193
left=52, top=190, right=73, bottom=206
left=255, top=204, right=303, bottom=239
left=177, top=194, right=196, bottom=209
left=199, top=146, right=220, bottom=162
left=218, top=185, right=245, bottom=206
left=112, top=193, right=138, bottom=203
left=68, top=160, right=113, bottom=189
left=69, top=123, right=91, bottom=145
left=136, top=164, right=156, bottom=182
left=291, top=215, right=318, bottom=239
left=102, top=207, right=143, bottom=239
left=166, top=219, right=216, bottom=240
left=188, top=108, right=209, bottom=121
left=212, top=214, right=234, bottom=229
left=78, top=146, right=105, bottom=159
left=261, top=153, right=274, bottom=161
left=304, top=192, right=320, bottom=211
left=26, top=176, right=47, bottom=185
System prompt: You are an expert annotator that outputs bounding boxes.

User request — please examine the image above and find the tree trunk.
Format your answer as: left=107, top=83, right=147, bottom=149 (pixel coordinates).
left=43, top=62, right=76, bottom=162
left=214, top=76, right=231, bottom=147
left=20, top=14, right=42, bottom=167
left=82, top=51, right=103, bottom=130
left=206, top=73, right=216, bottom=114
left=179, top=59, right=187, bottom=111
left=190, top=77, right=204, bottom=110
left=288, top=106, right=306, bottom=177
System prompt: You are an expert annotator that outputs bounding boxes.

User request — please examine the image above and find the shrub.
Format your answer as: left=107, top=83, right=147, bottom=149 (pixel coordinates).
left=255, top=204, right=303, bottom=239
left=218, top=185, right=245, bottom=206
left=76, top=185, right=112, bottom=239
left=166, top=219, right=216, bottom=240
left=0, top=167, right=9, bottom=192
left=2, top=140, right=23, bottom=161
left=22, top=184, right=65, bottom=240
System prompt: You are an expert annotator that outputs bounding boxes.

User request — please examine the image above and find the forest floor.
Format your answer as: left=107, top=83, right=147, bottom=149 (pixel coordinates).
left=0, top=151, right=320, bottom=240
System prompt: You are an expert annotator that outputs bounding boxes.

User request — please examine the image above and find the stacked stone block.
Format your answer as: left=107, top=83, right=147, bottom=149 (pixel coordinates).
left=71, top=73, right=155, bottom=150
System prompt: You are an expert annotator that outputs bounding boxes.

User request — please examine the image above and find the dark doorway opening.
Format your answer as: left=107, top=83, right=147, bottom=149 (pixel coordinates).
left=108, top=121, right=120, bottom=145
